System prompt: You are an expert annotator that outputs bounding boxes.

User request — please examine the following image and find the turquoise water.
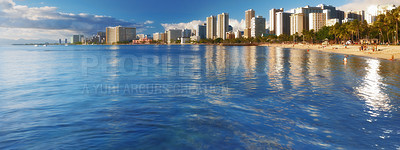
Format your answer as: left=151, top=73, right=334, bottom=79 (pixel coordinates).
left=0, top=45, right=399, bottom=149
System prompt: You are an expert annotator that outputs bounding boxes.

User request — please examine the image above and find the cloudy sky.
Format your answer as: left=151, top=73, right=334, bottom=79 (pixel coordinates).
left=0, top=0, right=399, bottom=44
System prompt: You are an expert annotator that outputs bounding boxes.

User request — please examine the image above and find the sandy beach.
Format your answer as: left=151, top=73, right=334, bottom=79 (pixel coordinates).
left=261, top=43, right=400, bottom=61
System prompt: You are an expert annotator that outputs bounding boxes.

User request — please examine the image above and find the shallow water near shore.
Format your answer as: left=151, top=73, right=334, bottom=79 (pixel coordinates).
left=0, top=45, right=399, bottom=149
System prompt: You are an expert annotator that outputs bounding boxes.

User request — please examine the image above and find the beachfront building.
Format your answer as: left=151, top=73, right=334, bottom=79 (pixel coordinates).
left=71, top=35, right=84, bottom=44
left=317, top=4, right=344, bottom=23
left=235, top=30, right=242, bottom=39
left=226, top=31, right=235, bottom=40
left=275, top=12, right=291, bottom=36
left=182, top=29, right=192, bottom=38
left=106, top=26, right=136, bottom=44
left=190, top=36, right=200, bottom=42
left=153, top=32, right=161, bottom=41
left=365, top=4, right=396, bottom=24
left=343, top=10, right=364, bottom=23
left=309, top=13, right=326, bottom=32
left=243, top=28, right=251, bottom=38
left=365, top=14, right=377, bottom=24
left=206, top=16, right=217, bottom=39
left=290, top=5, right=324, bottom=32
left=290, top=13, right=305, bottom=35
left=251, top=16, right=266, bottom=37
left=245, top=9, right=255, bottom=38
left=326, top=18, right=340, bottom=26
left=269, top=8, right=284, bottom=35
left=166, top=29, right=182, bottom=44
left=217, top=13, right=229, bottom=40
left=197, top=24, right=206, bottom=40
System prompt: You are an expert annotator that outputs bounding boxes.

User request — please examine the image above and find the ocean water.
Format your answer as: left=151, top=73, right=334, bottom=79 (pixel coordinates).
left=0, top=45, right=399, bottom=149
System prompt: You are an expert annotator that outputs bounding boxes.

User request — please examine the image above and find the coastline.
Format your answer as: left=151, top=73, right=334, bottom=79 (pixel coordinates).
left=261, top=43, right=400, bottom=61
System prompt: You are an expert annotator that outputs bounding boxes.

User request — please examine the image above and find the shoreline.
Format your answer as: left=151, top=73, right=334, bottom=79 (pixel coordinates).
left=14, top=43, right=400, bottom=61
left=261, top=43, right=400, bottom=61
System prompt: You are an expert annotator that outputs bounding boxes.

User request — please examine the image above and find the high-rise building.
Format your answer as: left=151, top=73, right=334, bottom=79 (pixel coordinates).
left=244, top=28, right=251, bottom=38
left=343, top=10, right=365, bottom=23
left=206, top=16, right=217, bottom=39
left=269, top=8, right=284, bottom=35
left=290, top=13, right=305, bottom=35
left=275, top=12, right=291, bottom=36
left=245, top=9, right=255, bottom=29
left=106, top=26, right=136, bottom=44
left=71, top=35, right=84, bottom=44
left=318, top=4, right=343, bottom=20
left=97, top=32, right=106, bottom=43
left=217, top=13, right=229, bottom=40
left=166, top=29, right=182, bottom=44
left=309, top=13, right=326, bottom=32
left=245, top=9, right=255, bottom=38
left=153, top=32, right=161, bottom=41
left=326, top=18, right=340, bottom=26
left=182, top=29, right=192, bottom=38
left=59, top=39, right=62, bottom=44
left=251, top=16, right=266, bottom=37
left=197, top=24, right=207, bottom=39
left=65, top=39, right=67, bottom=44
left=161, top=33, right=167, bottom=43
left=235, top=30, right=242, bottom=39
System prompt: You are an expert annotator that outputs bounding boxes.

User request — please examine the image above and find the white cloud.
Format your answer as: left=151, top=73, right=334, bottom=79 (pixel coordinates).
left=161, top=20, right=205, bottom=31
left=161, top=18, right=247, bottom=32
left=0, top=27, right=78, bottom=40
left=0, top=0, right=150, bottom=40
left=144, top=20, right=154, bottom=24
left=338, top=0, right=400, bottom=11
left=229, top=19, right=245, bottom=31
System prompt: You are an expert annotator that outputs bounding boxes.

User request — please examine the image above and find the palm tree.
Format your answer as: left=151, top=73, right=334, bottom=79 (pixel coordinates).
left=392, top=7, right=400, bottom=44
left=374, top=14, right=386, bottom=43
left=330, top=23, right=341, bottom=44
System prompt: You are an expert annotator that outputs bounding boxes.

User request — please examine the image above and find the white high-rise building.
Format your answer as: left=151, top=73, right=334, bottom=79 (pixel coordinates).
left=217, top=13, right=229, bottom=40
left=251, top=16, right=266, bottom=37
left=365, top=4, right=396, bottom=24
left=309, top=13, right=326, bottom=32
left=275, top=12, right=291, bottom=36
left=166, top=29, right=182, bottom=44
left=269, top=8, right=284, bottom=35
left=153, top=33, right=161, bottom=41
left=245, top=9, right=255, bottom=38
left=206, top=16, right=217, bottom=39
left=290, top=13, right=305, bottom=35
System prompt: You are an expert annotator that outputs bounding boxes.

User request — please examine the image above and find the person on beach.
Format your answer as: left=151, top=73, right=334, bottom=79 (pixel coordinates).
left=344, top=55, right=348, bottom=63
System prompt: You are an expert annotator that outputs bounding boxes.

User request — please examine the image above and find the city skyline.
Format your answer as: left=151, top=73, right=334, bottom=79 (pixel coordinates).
left=1, top=0, right=400, bottom=44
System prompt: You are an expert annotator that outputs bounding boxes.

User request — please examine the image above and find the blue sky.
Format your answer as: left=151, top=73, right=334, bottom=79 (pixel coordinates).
left=0, top=0, right=399, bottom=43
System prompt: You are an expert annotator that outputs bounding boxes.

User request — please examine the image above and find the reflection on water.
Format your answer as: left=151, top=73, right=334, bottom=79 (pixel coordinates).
left=0, top=45, right=399, bottom=149
left=356, top=59, right=390, bottom=116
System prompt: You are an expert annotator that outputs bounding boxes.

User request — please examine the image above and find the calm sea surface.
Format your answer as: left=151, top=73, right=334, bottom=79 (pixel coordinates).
left=0, top=45, right=399, bottom=149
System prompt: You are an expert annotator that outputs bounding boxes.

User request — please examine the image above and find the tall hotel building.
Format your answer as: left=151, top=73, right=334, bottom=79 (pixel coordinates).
left=106, top=26, right=136, bottom=44
left=309, top=13, right=327, bottom=32
left=251, top=16, right=266, bottom=37
left=290, top=13, right=305, bottom=35
left=217, top=13, right=229, bottom=40
left=206, top=16, right=217, bottom=39
left=244, top=9, right=255, bottom=38
left=269, top=8, right=284, bottom=35
left=275, top=12, right=291, bottom=36
left=197, top=24, right=207, bottom=40
left=166, top=29, right=182, bottom=44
